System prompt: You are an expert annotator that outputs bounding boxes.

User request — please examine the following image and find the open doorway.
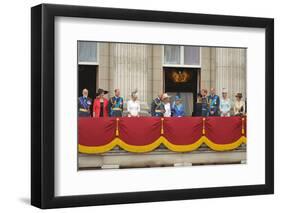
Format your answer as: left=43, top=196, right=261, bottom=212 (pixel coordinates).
left=164, top=67, right=199, bottom=116
left=78, top=65, right=97, bottom=115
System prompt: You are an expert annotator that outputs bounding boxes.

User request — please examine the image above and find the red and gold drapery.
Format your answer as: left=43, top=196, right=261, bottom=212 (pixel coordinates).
left=78, top=116, right=247, bottom=154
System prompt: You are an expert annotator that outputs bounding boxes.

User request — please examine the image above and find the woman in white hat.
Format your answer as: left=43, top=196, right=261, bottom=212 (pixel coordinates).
left=127, top=89, right=141, bottom=117
left=162, top=93, right=172, bottom=117
left=234, top=93, right=245, bottom=116
left=220, top=88, right=232, bottom=117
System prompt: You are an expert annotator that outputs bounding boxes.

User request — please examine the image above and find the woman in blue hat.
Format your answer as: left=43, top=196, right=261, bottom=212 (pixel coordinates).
left=171, top=96, right=185, bottom=117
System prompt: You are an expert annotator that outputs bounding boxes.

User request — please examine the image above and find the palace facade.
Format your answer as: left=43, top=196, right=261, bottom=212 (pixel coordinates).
left=78, top=41, right=246, bottom=116
left=78, top=41, right=247, bottom=169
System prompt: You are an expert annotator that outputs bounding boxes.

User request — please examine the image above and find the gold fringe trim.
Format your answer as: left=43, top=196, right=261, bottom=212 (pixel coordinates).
left=202, top=117, right=206, bottom=135
left=79, top=136, right=247, bottom=154
left=242, top=117, right=245, bottom=135
left=115, top=118, right=119, bottom=136
left=161, top=118, right=164, bottom=134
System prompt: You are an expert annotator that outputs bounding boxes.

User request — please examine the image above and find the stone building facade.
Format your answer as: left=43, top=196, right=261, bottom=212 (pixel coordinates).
left=78, top=42, right=246, bottom=115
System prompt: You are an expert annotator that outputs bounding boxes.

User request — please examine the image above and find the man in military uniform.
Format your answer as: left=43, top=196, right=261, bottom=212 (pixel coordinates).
left=151, top=93, right=165, bottom=117
left=108, top=89, right=124, bottom=117
left=208, top=88, right=220, bottom=116
left=78, top=88, right=92, bottom=117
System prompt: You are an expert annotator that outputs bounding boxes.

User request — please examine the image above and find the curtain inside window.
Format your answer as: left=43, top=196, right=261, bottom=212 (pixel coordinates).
left=164, top=45, right=180, bottom=64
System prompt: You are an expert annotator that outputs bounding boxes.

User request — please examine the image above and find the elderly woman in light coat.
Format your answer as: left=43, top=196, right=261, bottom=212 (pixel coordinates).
left=234, top=93, right=246, bottom=116
left=220, top=88, right=232, bottom=117
left=127, top=89, right=141, bottom=117
left=162, top=93, right=172, bottom=117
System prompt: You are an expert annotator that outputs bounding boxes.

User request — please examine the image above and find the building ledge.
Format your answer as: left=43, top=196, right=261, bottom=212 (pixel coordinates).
left=78, top=145, right=246, bottom=170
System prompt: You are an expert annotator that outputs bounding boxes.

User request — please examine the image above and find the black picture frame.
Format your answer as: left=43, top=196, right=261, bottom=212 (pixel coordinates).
left=31, top=3, right=274, bottom=209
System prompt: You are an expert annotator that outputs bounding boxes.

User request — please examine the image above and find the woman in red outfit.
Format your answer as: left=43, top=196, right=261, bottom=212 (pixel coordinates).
left=93, top=88, right=109, bottom=117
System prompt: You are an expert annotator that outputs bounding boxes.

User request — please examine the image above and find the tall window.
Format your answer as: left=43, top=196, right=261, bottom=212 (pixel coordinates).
left=163, top=45, right=201, bottom=67
left=78, top=41, right=98, bottom=64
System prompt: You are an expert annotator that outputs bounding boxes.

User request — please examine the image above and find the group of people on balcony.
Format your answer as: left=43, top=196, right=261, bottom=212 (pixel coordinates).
left=78, top=88, right=124, bottom=117
left=78, top=87, right=246, bottom=118
left=193, top=88, right=246, bottom=117
left=150, top=93, right=185, bottom=117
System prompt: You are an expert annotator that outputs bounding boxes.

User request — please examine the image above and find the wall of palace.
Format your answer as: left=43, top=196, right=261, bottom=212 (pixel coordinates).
left=97, top=43, right=247, bottom=111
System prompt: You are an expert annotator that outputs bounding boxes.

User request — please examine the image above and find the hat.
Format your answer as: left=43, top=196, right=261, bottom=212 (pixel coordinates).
left=162, top=93, right=170, bottom=99
left=175, top=96, right=182, bottom=101
left=131, top=89, right=138, bottom=98
left=235, top=93, right=243, bottom=98
left=222, top=88, right=228, bottom=93
left=96, top=88, right=108, bottom=96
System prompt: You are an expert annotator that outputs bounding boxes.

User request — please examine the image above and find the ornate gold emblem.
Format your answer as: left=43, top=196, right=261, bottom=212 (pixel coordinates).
left=171, top=70, right=191, bottom=83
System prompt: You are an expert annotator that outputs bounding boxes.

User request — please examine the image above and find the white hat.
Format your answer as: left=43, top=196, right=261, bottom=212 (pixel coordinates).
left=222, top=88, right=228, bottom=93
left=162, top=93, right=170, bottom=99
left=131, top=89, right=138, bottom=98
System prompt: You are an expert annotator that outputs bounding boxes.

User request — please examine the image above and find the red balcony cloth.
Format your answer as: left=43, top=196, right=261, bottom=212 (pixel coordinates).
left=78, top=116, right=246, bottom=153
left=118, top=117, right=161, bottom=145
left=163, top=117, right=202, bottom=145
left=78, top=117, right=116, bottom=146
left=205, top=117, right=243, bottom=144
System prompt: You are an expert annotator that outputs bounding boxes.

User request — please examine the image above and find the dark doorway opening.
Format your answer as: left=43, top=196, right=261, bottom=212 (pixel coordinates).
left=78, top=65, right=97, bottom=115
left=164, top=67, right=199, bottom=116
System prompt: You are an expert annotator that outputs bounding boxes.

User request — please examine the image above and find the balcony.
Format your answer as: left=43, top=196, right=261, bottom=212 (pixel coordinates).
left=78, top=116, right=247, bottom=169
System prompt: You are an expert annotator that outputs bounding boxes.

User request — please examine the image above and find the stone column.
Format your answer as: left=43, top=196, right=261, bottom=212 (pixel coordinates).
left=109, top=43, right=153, bottom=106
left=98, top=42, right=110, bottom=91
left=151, top=45, right=164, bottom=100
left=200, top=47, right=246, bottom=100
left=200, top=47, right=212, bottom=91
left=214, top=48, right=247, bottom=100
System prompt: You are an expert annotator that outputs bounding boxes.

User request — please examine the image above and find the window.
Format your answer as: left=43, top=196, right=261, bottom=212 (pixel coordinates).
left=184, top=46, right=200, bottom=65
left=164, top=45, right=181, bottom=64
left=78, top=41, right=98, bottom=64
left=163, top=45, right=201, bottom=67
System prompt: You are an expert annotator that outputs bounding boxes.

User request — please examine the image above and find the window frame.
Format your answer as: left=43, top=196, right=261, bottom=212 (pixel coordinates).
left=77, top=41, right=99, bottom=65
left=162, top=45, right=201, bottom=68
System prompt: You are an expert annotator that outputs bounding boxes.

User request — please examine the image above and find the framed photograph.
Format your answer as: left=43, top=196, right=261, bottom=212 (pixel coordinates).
left=31, top=4, right=274, bottom=209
